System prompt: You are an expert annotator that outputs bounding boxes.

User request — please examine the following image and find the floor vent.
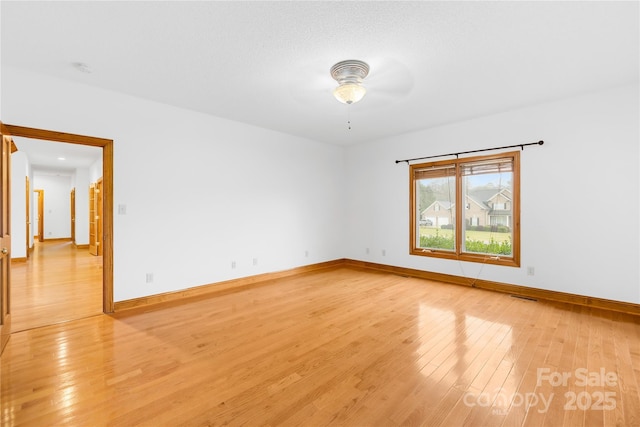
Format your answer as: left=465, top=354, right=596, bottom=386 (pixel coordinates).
left=510, top=294, right=538, bottom=302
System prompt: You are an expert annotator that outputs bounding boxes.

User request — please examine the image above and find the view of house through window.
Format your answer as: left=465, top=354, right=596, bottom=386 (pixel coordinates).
left=410, top=151, right=520, bottom=267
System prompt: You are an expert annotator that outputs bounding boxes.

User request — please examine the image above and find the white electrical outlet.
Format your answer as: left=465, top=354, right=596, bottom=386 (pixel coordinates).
left=231, top=261, right=236, bottom=269
left=382, top=249, right=386, bottom=256
left=366, top=248, right=370, bottom=254
left=527, top=266, right=535, bottom=276
left=146, top=273, right=154, bottom=283
left=253, top=258, right=258, bottom=266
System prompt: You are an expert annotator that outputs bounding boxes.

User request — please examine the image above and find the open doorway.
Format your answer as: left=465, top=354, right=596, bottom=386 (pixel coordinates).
left=13, top=166, right=103, bottom=331
left=4, top=124, right=113, bottom=332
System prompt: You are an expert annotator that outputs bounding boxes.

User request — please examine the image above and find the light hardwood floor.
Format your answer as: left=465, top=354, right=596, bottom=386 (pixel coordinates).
left=10, top=240, right=103, bottom=332
left=2, top=258, right=640, bottom=426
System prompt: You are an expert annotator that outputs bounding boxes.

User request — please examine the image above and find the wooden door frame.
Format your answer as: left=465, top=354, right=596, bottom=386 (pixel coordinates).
left=4, top=124, right=114, bottom=313
left=34, top=189, right=44, bottom=242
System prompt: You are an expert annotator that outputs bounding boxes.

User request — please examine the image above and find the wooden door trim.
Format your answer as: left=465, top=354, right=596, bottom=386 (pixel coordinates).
left=4, top=124, right=114, bottom=313
left=3, top=125, right=112, bottom=147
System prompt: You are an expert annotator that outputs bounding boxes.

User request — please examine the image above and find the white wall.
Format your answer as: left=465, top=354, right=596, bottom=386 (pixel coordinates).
left=89, top=156, right=102, bottom=183
left=3, top=66, right=638, bottom=305
left=2, top=66, right=345, bottom=302
left=33, top=174, right=72, bottom=239
left=345, top=84, right=640, bottom=304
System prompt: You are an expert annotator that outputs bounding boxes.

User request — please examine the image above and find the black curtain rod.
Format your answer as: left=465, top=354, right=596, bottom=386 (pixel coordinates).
left=395, top=140, right=544, bottom=164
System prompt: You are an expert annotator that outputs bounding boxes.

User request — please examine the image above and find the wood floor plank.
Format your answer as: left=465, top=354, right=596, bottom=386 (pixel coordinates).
left=2, top=252, right=640, bottom=426
left=611, top=312, right=640, bottom=427
left=562, top=306, right=590, bottom=427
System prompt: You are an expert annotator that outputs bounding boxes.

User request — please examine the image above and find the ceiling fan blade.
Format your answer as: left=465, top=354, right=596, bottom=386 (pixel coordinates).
left=365, top=58, right=414, bottom=96
left=287, top=59, right=335, bottom=105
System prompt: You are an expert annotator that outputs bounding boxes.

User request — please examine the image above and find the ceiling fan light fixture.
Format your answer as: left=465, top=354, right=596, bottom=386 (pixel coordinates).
left=333, top=83, right=367, bottom=104
left=330, top=59, right=369, bottom=104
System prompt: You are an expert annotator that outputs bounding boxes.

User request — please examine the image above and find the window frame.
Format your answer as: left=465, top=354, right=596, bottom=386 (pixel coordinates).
left=409, top=151, right=520, bottom=267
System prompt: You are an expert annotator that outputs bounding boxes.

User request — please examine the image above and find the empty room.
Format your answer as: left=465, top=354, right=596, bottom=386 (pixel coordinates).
left=1, top=1, right=639, bottom=426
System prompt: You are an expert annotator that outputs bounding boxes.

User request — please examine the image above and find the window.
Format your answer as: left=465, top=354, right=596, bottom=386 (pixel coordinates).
left=410, top=151, right=520, bottom=267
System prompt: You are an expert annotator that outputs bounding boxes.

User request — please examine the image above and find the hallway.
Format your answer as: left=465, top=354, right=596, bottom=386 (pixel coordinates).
left=11, top=240, right=103, bottom=332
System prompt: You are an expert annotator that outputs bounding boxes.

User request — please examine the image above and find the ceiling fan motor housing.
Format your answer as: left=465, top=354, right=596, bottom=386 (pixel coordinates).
left=330, top=60, right=370, bottom=85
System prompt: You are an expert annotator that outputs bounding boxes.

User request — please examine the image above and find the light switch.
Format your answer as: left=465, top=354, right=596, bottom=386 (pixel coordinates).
left=118, top=204, right=127, bottom=215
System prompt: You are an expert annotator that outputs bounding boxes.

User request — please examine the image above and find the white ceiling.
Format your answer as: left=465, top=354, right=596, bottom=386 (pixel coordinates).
left=1, top=1, right=638, bottom=152
left=11, top=136, right=102, bottom=177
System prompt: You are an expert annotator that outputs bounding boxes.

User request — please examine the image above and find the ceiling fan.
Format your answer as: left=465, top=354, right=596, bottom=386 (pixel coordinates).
left=288, top=58, right=414, bottom=109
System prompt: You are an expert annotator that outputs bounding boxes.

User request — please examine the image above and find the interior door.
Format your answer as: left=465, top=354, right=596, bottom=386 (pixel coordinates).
left=0, top=124, right=12, bottom=355
left=71, top=188, right=76, bottom=244
left=26, top=177, right=30, bottom=257
left=89, top=179, right=103, bottom=256
left=35, top=189, right=44, bottom=242
left=89, top=184, right=96, bottom=255
left=96, top=178, right=103, bottom=256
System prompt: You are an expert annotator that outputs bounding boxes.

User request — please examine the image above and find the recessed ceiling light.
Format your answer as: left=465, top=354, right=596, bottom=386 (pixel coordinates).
left=71, top=62, right=92, bottom=74
left=57, top=157, right=66, bottom=161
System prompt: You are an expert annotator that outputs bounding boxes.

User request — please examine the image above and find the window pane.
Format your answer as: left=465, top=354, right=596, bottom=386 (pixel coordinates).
left=461, top=163, right=513, bottom=256
left=410, top=151, right=519, bottom=266
left=416, top=175, right=456, bottom=252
